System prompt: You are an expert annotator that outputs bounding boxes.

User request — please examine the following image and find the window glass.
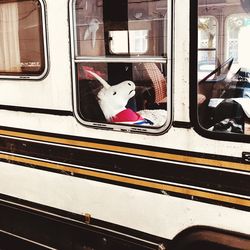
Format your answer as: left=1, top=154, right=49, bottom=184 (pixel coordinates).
left=0, top=0, right=46, bottom=76
left=76, top=62, right=167, bottom=127
left=72, top=0, right=168, bottom=131
left=74, top=0, right=167, bottom=57
left=226, top=14, right=250, bottom=71
left=198, top=16, right=217, bottom=80
left=75, top=0, right=104, bottom=57
left=197, top=0, right=250, bottom=135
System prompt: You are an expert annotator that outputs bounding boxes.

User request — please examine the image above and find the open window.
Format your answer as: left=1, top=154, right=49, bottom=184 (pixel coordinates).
left=197, top=0, right=250, bottom=137
left=70, top=0, right=170, bottom=133
left=0, top=0, right=47, bottom=79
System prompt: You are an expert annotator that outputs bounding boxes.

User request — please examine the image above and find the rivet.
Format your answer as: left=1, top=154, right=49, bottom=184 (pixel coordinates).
left=84, top=213, right=91, bottom=224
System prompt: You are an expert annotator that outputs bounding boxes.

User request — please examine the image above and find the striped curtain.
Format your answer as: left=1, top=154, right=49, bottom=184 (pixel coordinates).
left=0, top=2, right=21, bottom=73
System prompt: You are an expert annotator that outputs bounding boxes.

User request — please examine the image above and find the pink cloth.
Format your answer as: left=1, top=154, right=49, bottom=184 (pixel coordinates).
left=110, top=109, right=145, bottom=123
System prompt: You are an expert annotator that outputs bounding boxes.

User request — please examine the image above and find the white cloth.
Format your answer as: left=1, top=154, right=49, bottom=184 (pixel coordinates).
left=137, top=109, right=167, bottom=127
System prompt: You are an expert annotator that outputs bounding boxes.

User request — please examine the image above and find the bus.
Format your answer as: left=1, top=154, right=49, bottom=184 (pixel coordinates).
left=0, top=0, right=249, bottom=249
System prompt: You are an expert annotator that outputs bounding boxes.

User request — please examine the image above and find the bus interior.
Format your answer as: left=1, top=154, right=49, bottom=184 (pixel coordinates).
left=197, top=0, right=250, bottom=135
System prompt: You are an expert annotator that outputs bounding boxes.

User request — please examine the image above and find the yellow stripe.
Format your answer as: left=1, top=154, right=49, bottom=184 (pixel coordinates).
left=0, top=129, right=249, bottom=172
left=1, top=153, right=250, bottom=208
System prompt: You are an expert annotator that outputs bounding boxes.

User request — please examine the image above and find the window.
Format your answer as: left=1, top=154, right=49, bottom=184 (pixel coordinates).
left=197, top=0, right=250, bottom=136
left=0, top=0, right=47, bottom=78
left=226, top=14, right=250, bottom=70
left=109, top=30, right=148, bottom=54
left=198, top=16, right=217, bottom=80
left=71, top=0, right=169, bottom=133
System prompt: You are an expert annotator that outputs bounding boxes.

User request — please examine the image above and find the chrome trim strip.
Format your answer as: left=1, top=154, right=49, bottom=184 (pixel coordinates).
left=75, top=57, right=167, bottom=63
left=0, top=229, right=56, bottom=249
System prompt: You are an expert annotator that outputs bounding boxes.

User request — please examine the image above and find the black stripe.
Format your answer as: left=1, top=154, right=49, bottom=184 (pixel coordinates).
left=0, top=105, right=73, bottom=116
left=0, top=136, right=249, bottom=200
left=0, top=125, right=246, bottom=165
left=0, top=128, right=249, bottom=209
left=0, top=135, right=249, bottom=194
left=172, top=121, right=193, bottom=129
left=0, top=231, right=50, bottom=250
left=1, top=156, right=250, bottom=212
left=0, top=194, right=169, bottom=250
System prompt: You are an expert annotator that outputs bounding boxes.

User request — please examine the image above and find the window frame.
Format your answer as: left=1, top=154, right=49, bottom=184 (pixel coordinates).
left=190, top=0, right=250, bottom=143
left=0, top=0, right=48, bottom=80
left=69, top=0, right=173, bottom=135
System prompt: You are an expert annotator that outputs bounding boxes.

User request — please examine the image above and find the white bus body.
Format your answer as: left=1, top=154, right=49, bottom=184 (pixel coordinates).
left=0, top=0, right=249, bottom=249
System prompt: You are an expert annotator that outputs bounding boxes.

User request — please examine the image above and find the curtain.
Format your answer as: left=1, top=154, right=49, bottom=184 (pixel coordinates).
left=0, top=2, right=21, bottom=73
